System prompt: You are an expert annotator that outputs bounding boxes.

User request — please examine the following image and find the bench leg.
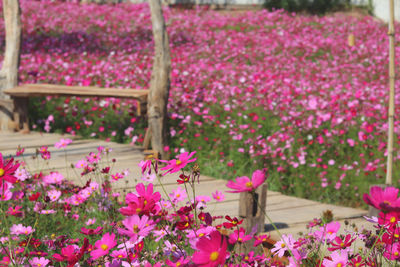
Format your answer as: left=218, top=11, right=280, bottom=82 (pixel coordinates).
left=13, top=97, right=30, bottom=133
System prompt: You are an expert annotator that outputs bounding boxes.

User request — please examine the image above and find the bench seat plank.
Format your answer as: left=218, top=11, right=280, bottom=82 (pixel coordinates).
left=4, top=84, right=149, bottom=100
left=3, top=83, right=149, bottom=133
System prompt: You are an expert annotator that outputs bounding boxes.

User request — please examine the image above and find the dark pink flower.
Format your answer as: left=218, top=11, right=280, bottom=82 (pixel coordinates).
left=0, top=153, right=20, bottom=184
left=226, top=170, right=266, bottom=193
left=90, top=232, right=117, bottom=260
left=192, top=231, right=228, bottom=267
left=228, top=228, right=252, bottom=244
left=160, top=151, right=196, bottom=175
left=363, top=186, right=400, bottom=212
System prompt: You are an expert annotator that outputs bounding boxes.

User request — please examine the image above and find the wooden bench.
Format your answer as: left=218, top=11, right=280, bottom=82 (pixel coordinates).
left=3, top=83, right=150, bottom=139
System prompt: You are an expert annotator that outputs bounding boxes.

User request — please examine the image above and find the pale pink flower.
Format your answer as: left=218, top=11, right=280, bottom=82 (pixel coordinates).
left=322, top=250, right=348, bottom=267
left=212, top=190, right=225, bottom=202
left=54, top=138, right=72, bottom=149
left=169, top=187, right=187, bottom=203
left=47, top=189, right=61, bottom=202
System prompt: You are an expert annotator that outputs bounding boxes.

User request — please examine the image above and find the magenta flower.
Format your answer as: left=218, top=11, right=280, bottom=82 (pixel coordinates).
left=192, top=231, right=228, bottom=267
left=160, top=151, right=197, bottom=175
left=228, top=228, right=252, bottom=244
left=91, top=232, right=117, bottom=260
left=0, top=153, right=20, bottom=184
left=363, top=186, right=400, bottom=212
left=212, top=190, right=225, bottom=202
left=226, top=170, right=266, bottom=193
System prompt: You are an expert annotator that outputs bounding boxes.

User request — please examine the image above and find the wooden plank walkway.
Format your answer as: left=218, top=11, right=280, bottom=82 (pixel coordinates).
left=0, top=131, right=369, bottom=239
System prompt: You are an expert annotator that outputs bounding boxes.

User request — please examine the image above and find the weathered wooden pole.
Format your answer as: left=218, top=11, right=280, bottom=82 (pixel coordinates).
left=147, top=0, right=171, bottom=159
left=0, top=0, right=21, bottom=131
left=237, top=184, right=267, bottom=253
left=386, top=0, right=395, bottom=185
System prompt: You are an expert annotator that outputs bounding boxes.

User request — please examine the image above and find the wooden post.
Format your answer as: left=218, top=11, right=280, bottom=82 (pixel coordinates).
left=0, top=0, right=21, bottom=131
left=238, top=184, right=267, bottom=253
left=147, top=0, right=171, bottom=160
left=386, top=0, right=395, bottom=185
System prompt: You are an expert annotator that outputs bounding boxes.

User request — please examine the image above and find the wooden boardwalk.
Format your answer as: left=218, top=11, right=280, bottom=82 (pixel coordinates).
left=0, top=131, right=370, bottom=239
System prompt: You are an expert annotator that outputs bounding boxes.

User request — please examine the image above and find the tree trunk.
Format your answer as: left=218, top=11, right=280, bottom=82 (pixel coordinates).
left=0, top=0, right=21, bottom=131
left=147, top=0, right=171, bottom=159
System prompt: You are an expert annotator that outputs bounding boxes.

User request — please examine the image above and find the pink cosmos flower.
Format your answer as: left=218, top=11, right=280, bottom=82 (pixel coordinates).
left=212, top=190, right=225, bottom=202
left=226, top=170, right=266, bottom=193
left=29, top=257, right=50, bottom=267
left=54, top=138, right=73, bottom=149
left=7, top=206, right=23, bottom=217
left=14, top=167, right=29, bottom=181
left=192, top=231, right=228, bottom=267
left=228, top=228, right=252, bottom=244
left=314, top=221, right=341, bottom=242
left=86, top=152, right=101, bottom=164
left=91, top=232, right=117, bottom=260
left=47, top=189, right=62, bottom=202
left=118, top=214, right=154, bottom=242
left=139, top=160, right=152, bottom=175
left=75, top=159, right=88, bottom=169
left=160, top=151, right=197, bottom=175
left=169, top=186, right=187, bottom=203
left=0, top=153, right=20, bottom=184
left=43, top=172, right=64, bottom=185
left=363, top=186, right=400, bottom=212
left=322, top=250, right=348, bottom=267
left=10, top=224, right=35, bottom=235
left=0, top=182, right=12, bottom=201
left=110, top=248, right=128, bottom=259
left=271, top=234, right=295, bottom=257
left=165, top=256, right=190, bottom=267
left=86, top=218, right=96, bottom=225
left=111, top=172, right=124, bottom=181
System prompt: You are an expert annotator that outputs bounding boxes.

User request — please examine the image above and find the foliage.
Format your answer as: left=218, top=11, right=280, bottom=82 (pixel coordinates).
left=263, top=0, right=351, bottom=14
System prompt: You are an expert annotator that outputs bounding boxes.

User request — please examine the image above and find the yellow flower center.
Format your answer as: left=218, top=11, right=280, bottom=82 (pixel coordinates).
left=133, top=225, right=139, bottom=233
left=176, top=263, right=181, bottom=267
left=391, top=217, right=397, bottom=223
left=118, top=255, right=123, bottom=258
left=245, top=181, right=253, bottom=188
left=336, top=264, right=342, bottom=267
left=281, top=243, right=285, bottom=248
left=210, top=251, right=219, bottom=261
left=0, top=168, right=4, bottom=177
left=101, top=244, right=108, bottom=251
left=176, top=160, right=182, bottom=165
left=340, top=242, right=345, bottom=247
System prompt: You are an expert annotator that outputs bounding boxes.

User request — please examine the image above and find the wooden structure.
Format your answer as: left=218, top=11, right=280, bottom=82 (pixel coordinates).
left=2, top=83, right=149, bottom=136
left=238, top=184, right=268, bottom=253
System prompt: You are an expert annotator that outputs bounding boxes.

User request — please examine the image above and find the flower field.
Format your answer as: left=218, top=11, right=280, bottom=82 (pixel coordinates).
left=3, top=1, right=400, bottom=207
left=1, top=140, right=400, bottom=266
